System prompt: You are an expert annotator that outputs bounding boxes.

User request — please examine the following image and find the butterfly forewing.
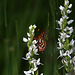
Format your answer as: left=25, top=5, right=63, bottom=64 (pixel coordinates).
left=38, top=39, right=46, bottom=51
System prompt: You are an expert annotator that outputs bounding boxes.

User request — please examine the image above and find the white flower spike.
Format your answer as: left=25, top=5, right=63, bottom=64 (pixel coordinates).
left=57, top=0, right=74, bottom=73
left=23, top=24, right=44, bottom=75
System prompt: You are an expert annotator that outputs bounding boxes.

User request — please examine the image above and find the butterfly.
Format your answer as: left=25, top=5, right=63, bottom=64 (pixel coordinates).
left=34, top=30, right=47, bottom=52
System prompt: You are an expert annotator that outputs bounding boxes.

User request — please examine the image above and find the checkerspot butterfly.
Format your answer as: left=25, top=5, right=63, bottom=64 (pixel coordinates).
left=34, top=30, right=47, bottom=52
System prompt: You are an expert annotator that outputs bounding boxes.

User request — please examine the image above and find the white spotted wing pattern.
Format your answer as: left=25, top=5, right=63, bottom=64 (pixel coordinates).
left=34, top=30, right=47, bottom=52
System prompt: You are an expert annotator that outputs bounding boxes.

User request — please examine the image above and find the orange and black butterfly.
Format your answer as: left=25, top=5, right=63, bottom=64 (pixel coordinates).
left=34, top=30, right=47, bottom=52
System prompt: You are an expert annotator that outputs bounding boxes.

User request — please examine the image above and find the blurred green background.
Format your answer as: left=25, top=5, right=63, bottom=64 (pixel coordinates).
left=0, top=0, right=75, bottom=75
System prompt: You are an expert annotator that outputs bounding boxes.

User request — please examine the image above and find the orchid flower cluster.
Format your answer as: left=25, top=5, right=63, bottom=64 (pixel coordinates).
left=57, top=0, right=75, bottom=73
left=23, top=25, right=43, bottom=75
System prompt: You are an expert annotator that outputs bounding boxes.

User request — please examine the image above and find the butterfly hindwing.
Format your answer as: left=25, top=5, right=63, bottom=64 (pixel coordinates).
left=37, top=30, right=47, bottom=52
left=38, top=39, right=46, bottom=51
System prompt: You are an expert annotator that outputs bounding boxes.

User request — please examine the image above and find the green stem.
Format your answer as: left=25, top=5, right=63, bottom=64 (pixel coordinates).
left=4, top=0, right=7, bottom=28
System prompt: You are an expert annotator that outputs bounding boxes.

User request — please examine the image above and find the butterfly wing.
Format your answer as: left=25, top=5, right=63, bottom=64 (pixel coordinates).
left=37, top=30, right=47, bottom=52
left=38, top=39, right=46, bottom=51
left=34, top=30, right=47, bottom=52
left=37, top=30, right=47, bottom=40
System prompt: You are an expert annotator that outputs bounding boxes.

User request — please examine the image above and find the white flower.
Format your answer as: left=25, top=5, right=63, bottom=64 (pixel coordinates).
left=57, top=50, right=64, bottom=59
left=71, top=56, right=75, bottom=71
left=30, top=59, right=37, bottom=68
left=71, top=46, right=75, bottom=53
left=30, top=67, right=38, bottom=74
left=63, top=26, right=73, bottom=35
left=57, top=21, right=62, bottom=25
left=60, top=50, right=64, bottom=57
left=58, top=41, right=63, bottom=49
left=32, top=40, right=39, bottom=55
left=65, top=26, right=72, bottom=30
left=65, top=0, right=69, bottom=5
left=57, top=21, right=62, bottom=29
left=40, top=73, right=43, bottom=75
left=59, top=5, right=64, bottom=11
left=30, top=58, right=37, bottom=67
left=70, top=49, right=73, bottom=53
left=62, top=59, right=68, bottom=66
left=36, top=58, right=43, bottom=65
left=32, top=44, right=37, bottom=49
left=57, top=38, right=63, bottom=49
left=32, top=40, right=38, bottom=44
left=29, top=25, right=32, bottom=30
left=23, top=37, right=28, bottom=42
left=70, top=59, right=72, bottom=64
left=32, top=29, right=34, bottom=33
left=28, top=38, right=30, bottom=41
left=27, top=33, right=30, bottom=37
left=60, top=33, right=70, bottom=42
left=24, top=67, right=38, bottom=75
left=22, top=57, right=28, bottom=60
left=60, top=18, right=63, bottom=22
left=69, top=27, right=73, bottom=35
left=29, top=46, right=32, bottom=51
left=68, top=4, right=72, bottom=8
left=67, top=20, right=74, bottom=25
left=30, top=58, right=36, bottom=63
left=56, top=28, right=61, bottom=30
left=59, top=65, right=64, bottom=69
left=63, top=50, right=73, bottom=58
left=63, top=26, right=69, bottom=31
left=24, top=70, right=31, bottom=75
left=33, top=24, right=36, bottom=28
left=70, top=39, right=74, bottom=46
left=72, top=56, right=75, bottom=65
left=62, top=15, right=69, bottom=19
left=63, top=59, right=68, bottom=66
left=67, top=10, right=72, bottom=14
left=58, top=49, right=73, bottom=58
left=26, top=51, right=32, bottom=59
left=30, top=58, right=43, bottom=68
left=33, top=48, right=39, bottom=55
